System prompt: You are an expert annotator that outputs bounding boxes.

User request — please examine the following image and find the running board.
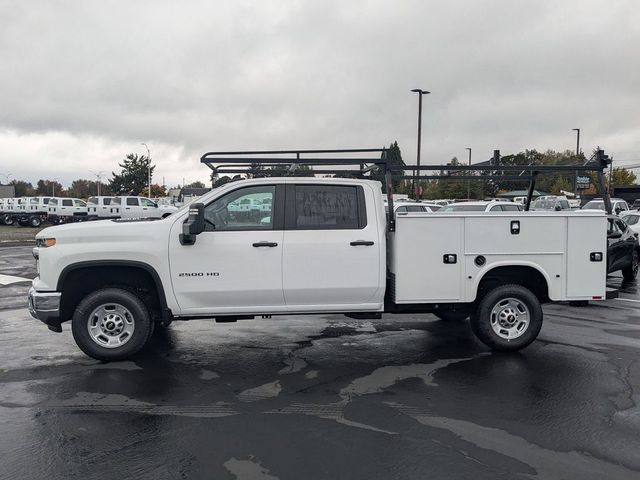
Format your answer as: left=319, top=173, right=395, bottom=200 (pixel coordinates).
left=606, top=288, right=619, bottom=300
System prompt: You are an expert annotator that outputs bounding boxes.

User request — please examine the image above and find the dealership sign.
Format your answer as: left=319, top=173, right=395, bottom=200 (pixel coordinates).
left=576, top=175, right=590, bottom=189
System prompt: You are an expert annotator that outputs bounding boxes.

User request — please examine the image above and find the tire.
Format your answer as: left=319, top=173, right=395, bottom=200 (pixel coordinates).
left=470, top=284, right=543, bottom=352
left=4, top=215, right=14, bottom=226
left=29, top=216, right=42, bottom=228
left=622, top=250, right=639, bottom=281
left=433, top=309, right=469, bottom=321
left=71, top=288, right=152, bottom=361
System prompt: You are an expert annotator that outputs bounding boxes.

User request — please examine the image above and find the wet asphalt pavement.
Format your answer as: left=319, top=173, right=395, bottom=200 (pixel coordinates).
left=1, top=246, right=640, bottom=479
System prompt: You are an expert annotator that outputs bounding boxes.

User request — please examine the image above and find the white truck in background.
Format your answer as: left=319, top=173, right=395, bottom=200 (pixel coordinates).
left=109, top=196, right=177, bottom=219
left=47, top=198, right=88, bottom=223
left=29, top=176, right=611, bottom=361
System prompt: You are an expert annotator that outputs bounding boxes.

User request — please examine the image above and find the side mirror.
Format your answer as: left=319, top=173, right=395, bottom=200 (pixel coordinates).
left=608, top=231, right=623, bottom=239
left=180, top=203, right=205, bottom=245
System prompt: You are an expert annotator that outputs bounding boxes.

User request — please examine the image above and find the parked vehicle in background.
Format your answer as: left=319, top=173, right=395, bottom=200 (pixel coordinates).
left=582, top=198, right=629, bottom=215
left=110, top=196, right=175, bottom=219
left=531, top=195, right=571, bottom=211
left=620, top=211, right=640, bottom=235
left=632, top=199, right=640, bottom=210
left=1, top=198, right=16, bottom=225
left=48, top=198, right=88, bottom=223
left=16, top=197, right=52, bottom=227
left=385, top=201, right=441, bottom=215
left=607, top=215, right=639, bottom=280
left=439, top=200, right=523, bottom=212
left=87, top=196, right=116, bottom=219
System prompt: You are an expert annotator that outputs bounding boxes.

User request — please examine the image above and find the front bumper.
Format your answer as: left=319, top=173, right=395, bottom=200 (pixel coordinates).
left=28, top=287, right=62, bottom=330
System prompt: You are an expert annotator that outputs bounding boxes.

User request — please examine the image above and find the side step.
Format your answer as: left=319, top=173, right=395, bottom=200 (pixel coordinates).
left=606, top=287, right=619, bottom=300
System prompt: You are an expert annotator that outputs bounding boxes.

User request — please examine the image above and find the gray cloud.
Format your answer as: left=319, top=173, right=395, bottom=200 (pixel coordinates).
left=1, top=0, right=639, bottom=187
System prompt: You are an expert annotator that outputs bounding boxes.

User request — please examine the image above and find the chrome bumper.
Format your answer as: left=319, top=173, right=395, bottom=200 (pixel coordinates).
left=28, top=287, right=61, bottom=325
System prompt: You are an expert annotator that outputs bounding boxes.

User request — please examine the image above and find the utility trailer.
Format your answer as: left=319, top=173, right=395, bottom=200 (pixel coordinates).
left=28, top=148, right=619, bottom=361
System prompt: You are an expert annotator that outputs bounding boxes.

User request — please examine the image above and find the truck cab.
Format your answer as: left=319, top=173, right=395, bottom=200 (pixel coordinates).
left=110, top=196, right=172, bottom=219
left=87, top=196, right=116, bottom=219
left=48, top=197, right=88, bottom=223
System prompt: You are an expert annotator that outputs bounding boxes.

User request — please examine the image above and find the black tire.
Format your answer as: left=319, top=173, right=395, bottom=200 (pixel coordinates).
left=470, top=284, right=543, bottom=352
left=622, top=249, right=639, bottom=281
left=71, top=288, right=152, bottom=361
left=2, top=215, right=12, bottom=226
left=433, top=309, right=469, bottom=321
left=30, top=216, right=42, bottom=228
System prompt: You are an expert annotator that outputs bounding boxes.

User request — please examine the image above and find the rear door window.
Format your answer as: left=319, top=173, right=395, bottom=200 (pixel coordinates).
left=287, top=185, right=365, bottom=230
left=126, top=198, right=139, bottom=206
left=62, top=199, right=73, bottom=207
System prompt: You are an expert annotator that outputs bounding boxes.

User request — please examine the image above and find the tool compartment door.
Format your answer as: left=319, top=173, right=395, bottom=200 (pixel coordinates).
left=393, top=216, right=464, bottom=302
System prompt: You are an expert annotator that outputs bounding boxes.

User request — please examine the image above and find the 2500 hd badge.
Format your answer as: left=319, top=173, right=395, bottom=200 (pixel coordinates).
left=178, top=272, right=220, bottom=277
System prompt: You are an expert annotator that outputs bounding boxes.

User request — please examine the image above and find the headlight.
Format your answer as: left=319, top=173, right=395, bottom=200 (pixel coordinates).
left=35, top=238, right=56, bottom=248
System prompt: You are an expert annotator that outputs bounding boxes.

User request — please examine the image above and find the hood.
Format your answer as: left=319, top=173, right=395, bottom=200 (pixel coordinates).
left=35, top=217, right=175, bottom=245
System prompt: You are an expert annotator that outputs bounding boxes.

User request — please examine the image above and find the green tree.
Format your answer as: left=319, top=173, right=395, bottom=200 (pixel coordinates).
left=109, top=154, right=155, bottom=195
left=10, top=180, right=35, bottom=196
left=549, top=176, right=573, bottom=195
left=611, top=168, right=637, bottom=186
left=35, top=179, right=64, bottom=196
left=184, top=181, right=206, bottom=189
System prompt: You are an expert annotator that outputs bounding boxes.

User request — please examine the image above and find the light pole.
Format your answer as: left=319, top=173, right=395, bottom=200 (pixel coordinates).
left=52, top=178, right=60, bottom=196
left=90, top=170, right=105, bottom=196
left=1, top=173, right=12, bottom=185
left=410, top=89, right=430, bottom=200
left=572, top=128, right=580, bottom=194
left=141, top=142, right=151, bottom=198
left=466, top=148, right=472, bottom=199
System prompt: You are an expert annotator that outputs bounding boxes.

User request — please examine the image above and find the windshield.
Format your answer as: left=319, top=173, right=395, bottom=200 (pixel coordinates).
left=30, top=198, right=39, bottom=204
left=112, top=197, right=121, bottom=205
left=49, top=199, right=58, bottom=205
left=88, top=197, right=97, bottom=204
left=583, top=200, right=605, bottom=210
left=440, top=204, right=487, bottom=212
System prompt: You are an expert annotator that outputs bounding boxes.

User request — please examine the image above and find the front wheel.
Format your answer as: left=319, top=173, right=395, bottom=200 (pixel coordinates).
left=29, top=216, right=42, bottom=228
left=470, top=284, right=543, bottom=351
left=71, top=288, right=152, bottom=361
left=622, top=250, right=639, bottom=281
left=4, top=215, right=14, bottom=225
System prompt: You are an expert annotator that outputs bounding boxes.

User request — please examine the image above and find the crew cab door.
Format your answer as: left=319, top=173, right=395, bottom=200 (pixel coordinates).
left=169, top=184, right=285, bottom=314
left=282, top=184, right=382, bottom=309
left=123, top=197, right=140, bottom=218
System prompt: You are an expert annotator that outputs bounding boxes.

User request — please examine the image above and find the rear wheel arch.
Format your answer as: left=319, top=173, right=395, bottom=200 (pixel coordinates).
left=474, top=264, right=550, bottom=304
left=57, top=261, right=171, bottom=323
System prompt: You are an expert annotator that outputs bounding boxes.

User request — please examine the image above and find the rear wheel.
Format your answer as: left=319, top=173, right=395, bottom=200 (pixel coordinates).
left=470, top=284, right=543, bottom=351
left=29, top=216, right=42, bottom=228
left=4, top=215, right=14, bottom=225
left=622, top=250, right=639, bottom=281
left=72, top=288, right=152, bottom=361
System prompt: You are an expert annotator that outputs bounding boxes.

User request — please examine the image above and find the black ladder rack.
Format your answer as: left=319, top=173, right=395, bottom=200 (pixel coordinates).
left=200, top=147, right=613, bottom=232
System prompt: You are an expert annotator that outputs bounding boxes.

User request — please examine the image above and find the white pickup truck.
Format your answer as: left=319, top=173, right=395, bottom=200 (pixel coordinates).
left=29, top=176, right=611, bottom=361
left=109, top=196, right=177, bottom=219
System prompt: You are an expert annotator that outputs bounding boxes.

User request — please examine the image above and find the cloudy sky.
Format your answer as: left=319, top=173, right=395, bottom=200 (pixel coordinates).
left=1, top=0, right=639, bottom=188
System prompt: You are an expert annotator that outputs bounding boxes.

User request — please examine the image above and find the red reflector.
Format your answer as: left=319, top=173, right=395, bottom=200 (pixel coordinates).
left=592, top=296, right=602, bottom=300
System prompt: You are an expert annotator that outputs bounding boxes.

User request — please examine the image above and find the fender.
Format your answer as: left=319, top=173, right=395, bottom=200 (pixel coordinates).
left=56, top=260, right=171, bottom=315
left=471, top=260, right=554, bottom=302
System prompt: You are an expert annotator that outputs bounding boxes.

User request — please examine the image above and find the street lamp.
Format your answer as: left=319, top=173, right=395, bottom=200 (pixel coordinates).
left=1, top=173, right=12, bottom=185
left=572, top=128, right=580, bottom=193
left=466, top=148, right=472, bottom=199
left=410, top=89, right=430, bottom=199
left=52, top=178, right=60, bottom=196
left=141, top=143, right=151, bottom=198
left=90, top=170, right=105, bottom=196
